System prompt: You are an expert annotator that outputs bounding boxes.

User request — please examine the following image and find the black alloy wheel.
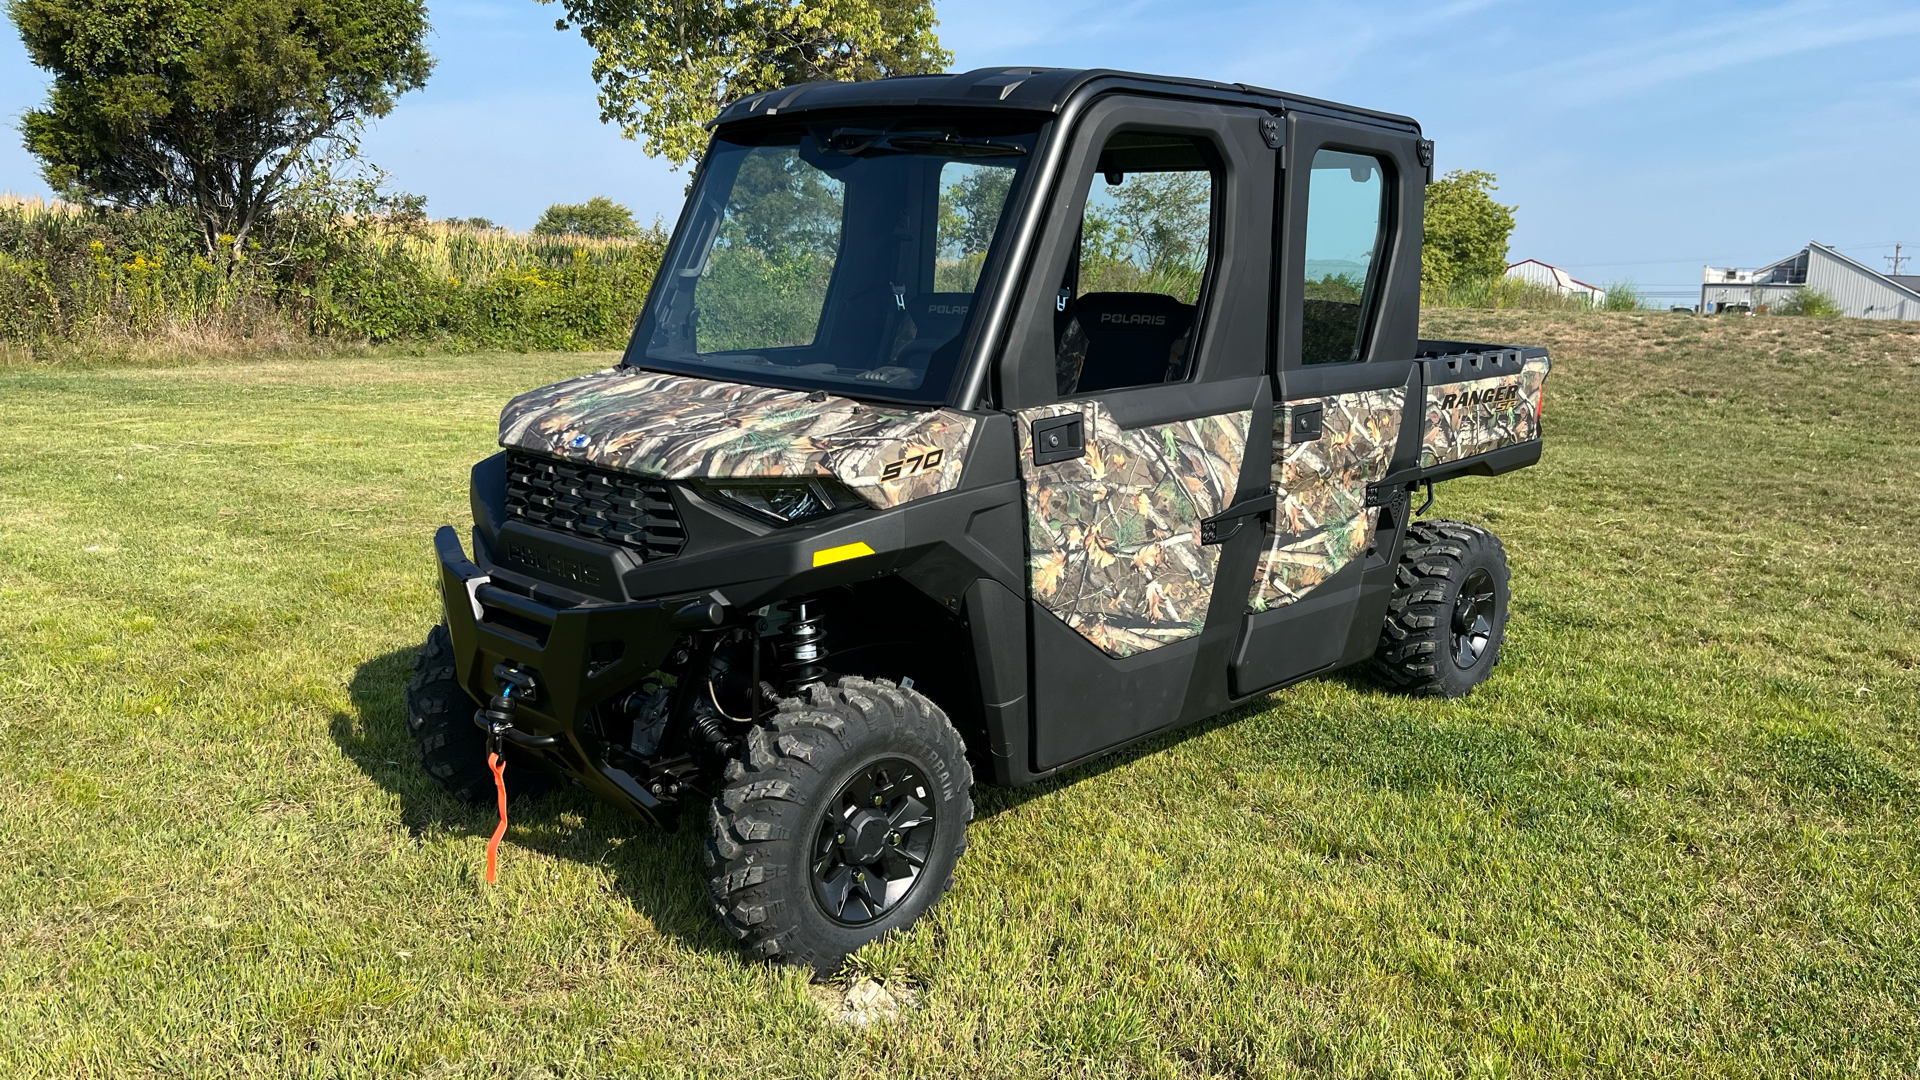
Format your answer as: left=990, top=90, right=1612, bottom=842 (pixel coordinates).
left=810, top=757, right=938, bottom=925
left=706, top=676, right=973, bottom=973
left=1451, top=567, right=1498, bottom=669
left=1369, top=519, right=1511, bottom=698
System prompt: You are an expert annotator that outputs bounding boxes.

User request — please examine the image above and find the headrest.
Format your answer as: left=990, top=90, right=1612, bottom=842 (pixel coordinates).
left=908, top=292, right=973, bottom=327
left=1072, top=292, right=1194, bottom=334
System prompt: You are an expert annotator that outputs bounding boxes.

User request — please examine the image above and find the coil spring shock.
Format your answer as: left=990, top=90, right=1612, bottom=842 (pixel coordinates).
left=777, top=597, right=829, bottom=694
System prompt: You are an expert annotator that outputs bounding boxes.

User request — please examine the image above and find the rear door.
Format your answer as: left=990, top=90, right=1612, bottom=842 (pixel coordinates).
left=1231, top=112, right=1427, bottom=694
left=994, top=95, right=1276, bottom=772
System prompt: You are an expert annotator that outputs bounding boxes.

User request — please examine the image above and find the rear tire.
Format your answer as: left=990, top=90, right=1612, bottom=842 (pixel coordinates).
left=404, top=624, right=554, bottom=803
left=1369, top=520, right=1510, bottom=698
left=705, top=676, right=973, bottom=976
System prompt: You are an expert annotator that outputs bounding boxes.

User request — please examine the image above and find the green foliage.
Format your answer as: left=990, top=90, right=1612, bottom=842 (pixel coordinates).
left=685, top=146, right=843, bottom=352
left=1421, top=169, right=1516, bottom=297
left=1425, top=275, right=1594, bottom=312
left=540, top=0, right=951, bottom=166
left=1773, top=287, right=1842, bottom=317
left=934, top=163, right=1011, bottom=291
left=0, top=196, right=668, bottom=355
left=1305, top=272, right=1363, bottom=305
left=1601, top=281, right=1643, bottom=312
left=532, top=196, right=640, bottom=239
left=9, top=0, right=433, bottom=258
left=1080, top=171, right=1210, bottom=301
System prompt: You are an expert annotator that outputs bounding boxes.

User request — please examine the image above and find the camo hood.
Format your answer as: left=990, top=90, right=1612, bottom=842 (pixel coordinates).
left=498, top=368, right=978, bottom=509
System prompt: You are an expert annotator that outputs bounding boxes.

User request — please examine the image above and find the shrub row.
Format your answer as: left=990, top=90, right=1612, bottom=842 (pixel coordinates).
left=0, top=197, right=668, bottom=357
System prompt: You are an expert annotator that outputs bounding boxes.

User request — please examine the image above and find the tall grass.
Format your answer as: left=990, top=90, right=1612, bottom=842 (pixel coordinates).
left=1771, top=287, right=1842, bottom=317
left=1600, top=281, right=1644, bottom=311
left=0, top=194, right=668, bottom=361
left=1424, top=276, right=1599, bottom=311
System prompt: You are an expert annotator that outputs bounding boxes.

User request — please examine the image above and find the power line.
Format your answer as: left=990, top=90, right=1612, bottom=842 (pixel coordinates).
left=1557, top=241, right=1910, bottom=274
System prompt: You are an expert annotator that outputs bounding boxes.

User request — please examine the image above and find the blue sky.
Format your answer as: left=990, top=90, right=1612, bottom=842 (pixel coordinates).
left=5, top=0, right=1918, bottom=302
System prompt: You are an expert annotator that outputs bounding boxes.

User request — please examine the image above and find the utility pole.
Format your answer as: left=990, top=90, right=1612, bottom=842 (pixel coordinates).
left=1890, top=243, right=1909, bottom=275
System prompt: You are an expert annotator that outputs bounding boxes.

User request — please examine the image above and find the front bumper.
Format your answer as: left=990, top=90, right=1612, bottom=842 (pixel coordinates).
left=434, top=525, right=702, bottom=818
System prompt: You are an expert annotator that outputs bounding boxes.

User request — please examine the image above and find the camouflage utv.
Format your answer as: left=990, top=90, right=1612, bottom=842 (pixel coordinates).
left=409, top=67, right=1550, bottom=972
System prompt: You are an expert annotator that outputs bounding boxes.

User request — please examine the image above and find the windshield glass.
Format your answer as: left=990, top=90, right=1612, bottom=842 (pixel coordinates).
left=626, top=118, right=1040, bottom=405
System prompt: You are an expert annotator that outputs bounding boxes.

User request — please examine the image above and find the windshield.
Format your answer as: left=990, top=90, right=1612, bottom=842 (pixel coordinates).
left=626, top=118, right=1040, bottom=405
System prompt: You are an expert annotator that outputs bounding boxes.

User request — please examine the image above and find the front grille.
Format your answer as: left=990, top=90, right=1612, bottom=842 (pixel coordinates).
left=504, top=452, right=687, bottom=561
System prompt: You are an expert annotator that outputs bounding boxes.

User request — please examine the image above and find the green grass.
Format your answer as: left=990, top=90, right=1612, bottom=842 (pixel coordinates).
left=3, top=311, right=1919, bottom=1077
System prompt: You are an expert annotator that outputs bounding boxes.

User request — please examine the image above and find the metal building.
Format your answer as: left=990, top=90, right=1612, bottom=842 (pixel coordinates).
left=1701, top=242, right=1920, bottom=319
left=1504, top=259, right=1607, bottom=306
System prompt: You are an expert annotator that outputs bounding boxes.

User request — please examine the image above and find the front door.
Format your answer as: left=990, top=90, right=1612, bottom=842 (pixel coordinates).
left=995, top=98, right=1277, bottom=772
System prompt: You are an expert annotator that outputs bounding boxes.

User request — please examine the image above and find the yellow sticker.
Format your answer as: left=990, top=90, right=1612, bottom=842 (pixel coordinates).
left=811, top=541, right=876, bottom=567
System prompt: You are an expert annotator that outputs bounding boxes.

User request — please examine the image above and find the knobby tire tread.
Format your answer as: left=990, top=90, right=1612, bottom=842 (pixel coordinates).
left=704, top=677, right=973, bottom=972
left=404, top=623, right=552, bottom=803
left=1368, top=519, right=1509, bottom=697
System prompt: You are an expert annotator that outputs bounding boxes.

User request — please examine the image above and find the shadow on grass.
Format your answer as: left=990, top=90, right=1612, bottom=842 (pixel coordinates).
left=329, top=646, right=734, bottom=960
left=968, top=695, right=1280, bottom=819
left=327, top=647, right=1421, bottom=950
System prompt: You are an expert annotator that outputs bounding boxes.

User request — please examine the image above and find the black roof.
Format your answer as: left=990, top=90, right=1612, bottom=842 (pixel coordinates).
left=709, top=67, right=1419, bottom=133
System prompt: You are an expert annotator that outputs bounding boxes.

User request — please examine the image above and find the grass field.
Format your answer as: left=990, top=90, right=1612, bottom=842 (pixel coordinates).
left=2, top=311, right=1918, bottom=1077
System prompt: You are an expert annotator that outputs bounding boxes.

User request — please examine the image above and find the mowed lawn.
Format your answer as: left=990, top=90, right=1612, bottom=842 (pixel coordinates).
left=2, top=311, right=1918, bottom=1078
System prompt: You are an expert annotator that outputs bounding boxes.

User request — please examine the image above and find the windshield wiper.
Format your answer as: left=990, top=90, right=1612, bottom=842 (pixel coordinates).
left=882, top=134, right=1028, bottom=157
left=822, top=129, right=1028, bottom=158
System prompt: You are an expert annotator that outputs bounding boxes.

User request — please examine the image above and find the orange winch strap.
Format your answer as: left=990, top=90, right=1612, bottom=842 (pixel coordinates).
left=485, top=751, right=508, bottom=884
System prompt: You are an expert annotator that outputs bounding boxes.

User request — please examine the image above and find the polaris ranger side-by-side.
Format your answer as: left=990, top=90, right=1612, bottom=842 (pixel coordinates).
left=407, top=67, right=1550, bottom=972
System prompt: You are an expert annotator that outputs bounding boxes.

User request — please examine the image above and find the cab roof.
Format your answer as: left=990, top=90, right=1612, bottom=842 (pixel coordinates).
left=709, top=67, right=1420, bottom=134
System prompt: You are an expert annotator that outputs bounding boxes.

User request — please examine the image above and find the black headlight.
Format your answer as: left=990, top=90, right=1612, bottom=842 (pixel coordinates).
left=701, top=478, right=858, bottom=526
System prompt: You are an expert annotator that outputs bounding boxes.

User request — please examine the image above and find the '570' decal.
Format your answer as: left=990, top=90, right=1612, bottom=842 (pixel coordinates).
left=881, top=448, right=945, bottom=482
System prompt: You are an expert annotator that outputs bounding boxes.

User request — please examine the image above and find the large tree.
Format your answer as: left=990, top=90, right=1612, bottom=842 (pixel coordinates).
left=533, top=196, right=641, bottom=239
left=1421, top=169, right=1517, bottom=295
left=539, top=0, right=950, bottom=167
left=11, top=0, right=433, bottom=257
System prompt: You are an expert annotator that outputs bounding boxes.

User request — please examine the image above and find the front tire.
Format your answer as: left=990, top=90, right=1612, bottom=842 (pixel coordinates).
left=705, top=676, right=973, bottom=975
left=404, top=624, right=555, bottom=803
left=1369, top=520, right=1511, bottom=697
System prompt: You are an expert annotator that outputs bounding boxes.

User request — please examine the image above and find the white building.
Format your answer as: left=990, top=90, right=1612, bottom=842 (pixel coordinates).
left=1504, top=259, right=1607, bottom=306
left=1701, top=242, right=1920, bottom=320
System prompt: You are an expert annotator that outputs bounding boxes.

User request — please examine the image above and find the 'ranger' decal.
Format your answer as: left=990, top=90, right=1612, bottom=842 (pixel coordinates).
left=1420, top=357, right=1550, bottom=468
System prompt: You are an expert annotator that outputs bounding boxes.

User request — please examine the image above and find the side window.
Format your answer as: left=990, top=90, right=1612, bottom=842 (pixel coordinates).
left=1300, top=150, right=1387, bottom=365
left=1054, top=132, right=1218, bottom=397
left=694, top=146, right=846, bottom=353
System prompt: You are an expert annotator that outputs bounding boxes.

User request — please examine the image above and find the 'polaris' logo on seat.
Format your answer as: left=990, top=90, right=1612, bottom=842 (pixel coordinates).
left=926, top=304, right=969, bottom=315
left=1438, top=384, right=1523, bottom=410
left=1099, top=312, right=1167, bottom=326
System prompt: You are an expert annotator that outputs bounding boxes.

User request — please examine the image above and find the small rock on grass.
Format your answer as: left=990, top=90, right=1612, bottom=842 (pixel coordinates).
left=818, top=978, right=917, bottom=1027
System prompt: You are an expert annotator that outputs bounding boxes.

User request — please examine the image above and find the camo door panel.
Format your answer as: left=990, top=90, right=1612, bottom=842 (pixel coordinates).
left=1018, top=402, right=1251, bottom=657
left=1249, top=386, right=1407, bottom=611
left=1420, top=356, right=1550, bottom=467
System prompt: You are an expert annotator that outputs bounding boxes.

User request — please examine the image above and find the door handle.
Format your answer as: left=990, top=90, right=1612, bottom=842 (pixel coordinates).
left=1200, top=493, right=1275, bottom=545
left=1031, top=413, right=1085, bottom=465
left=1283, top=402, right=1323, bottom=443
